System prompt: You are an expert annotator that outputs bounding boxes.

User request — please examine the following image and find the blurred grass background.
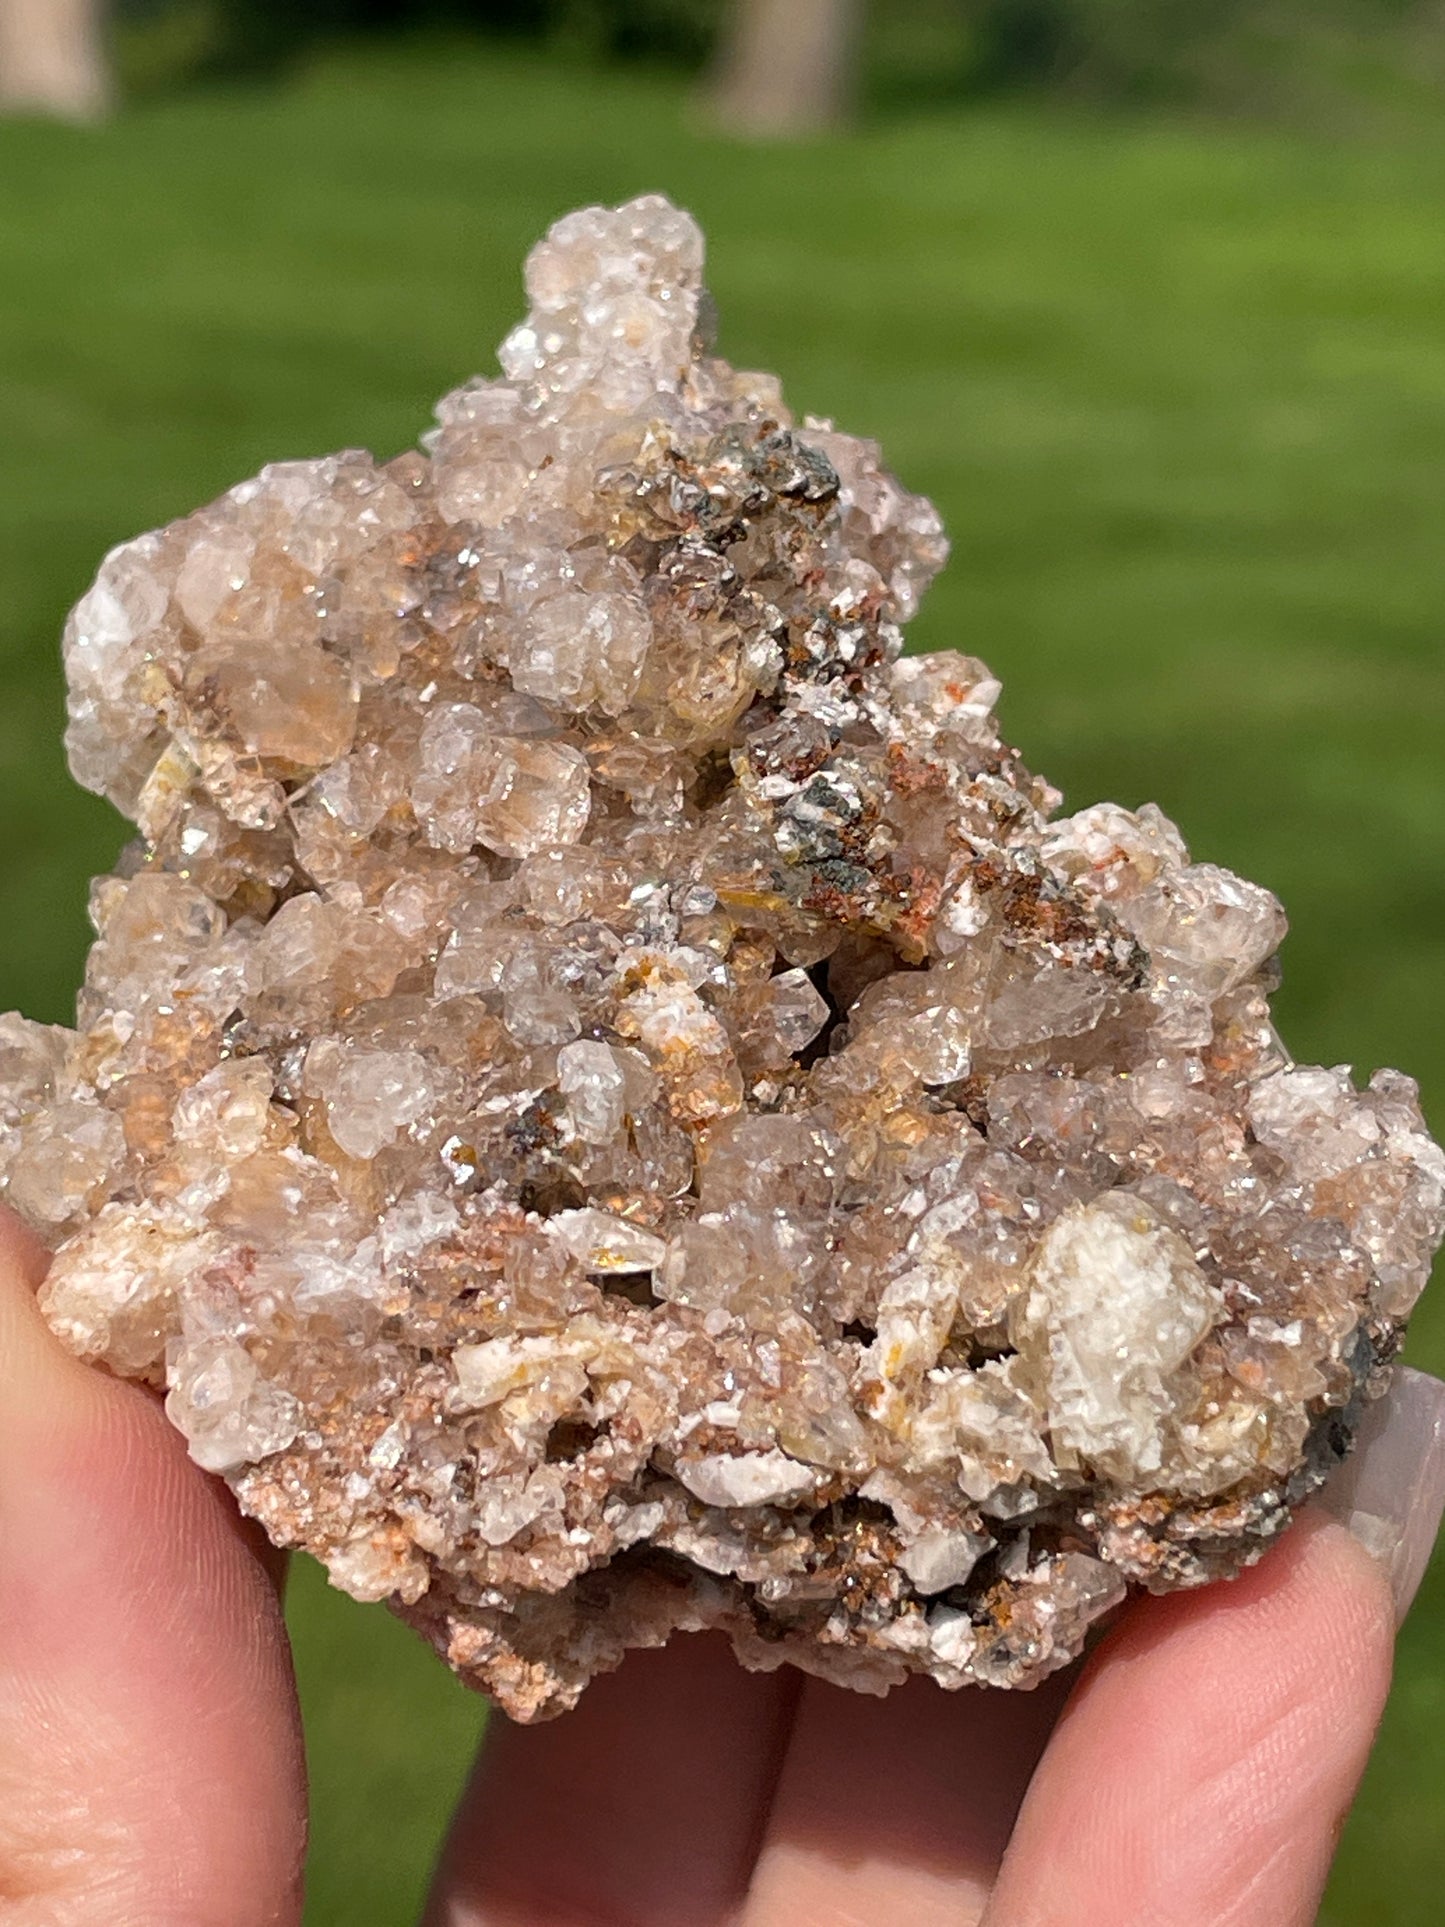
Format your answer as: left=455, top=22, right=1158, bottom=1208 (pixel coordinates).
left=2, top=20, right=1444, bottom=1924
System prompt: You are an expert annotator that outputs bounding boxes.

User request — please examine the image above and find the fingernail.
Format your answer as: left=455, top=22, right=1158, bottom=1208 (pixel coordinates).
left=1316, top=1366, right=1445, bottom=1626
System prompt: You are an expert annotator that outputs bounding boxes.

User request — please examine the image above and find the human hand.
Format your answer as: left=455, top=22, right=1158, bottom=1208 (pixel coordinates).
left=4, top=1202, right=1443, bottom=1927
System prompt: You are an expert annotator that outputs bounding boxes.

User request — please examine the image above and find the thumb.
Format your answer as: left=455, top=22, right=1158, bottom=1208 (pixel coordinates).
left=0, top=1207, right=306, bottom=1926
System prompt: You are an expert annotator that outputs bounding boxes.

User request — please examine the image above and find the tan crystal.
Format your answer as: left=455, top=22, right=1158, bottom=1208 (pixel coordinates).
left=2, top=196, right=1440, bottom=1720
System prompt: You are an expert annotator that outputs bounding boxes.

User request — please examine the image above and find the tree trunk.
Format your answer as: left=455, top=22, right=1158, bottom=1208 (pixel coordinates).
left=0, top=0, right=109, bottom=119
left=710, top=0, right=863, bottom=137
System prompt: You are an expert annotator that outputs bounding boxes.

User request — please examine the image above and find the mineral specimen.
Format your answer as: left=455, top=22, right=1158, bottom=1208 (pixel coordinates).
left=2, top=196, right=1441, bottom=1720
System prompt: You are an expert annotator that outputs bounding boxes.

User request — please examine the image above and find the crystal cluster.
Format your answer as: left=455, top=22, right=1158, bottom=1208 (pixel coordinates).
left=3, top=197, right=1441, bottom=1720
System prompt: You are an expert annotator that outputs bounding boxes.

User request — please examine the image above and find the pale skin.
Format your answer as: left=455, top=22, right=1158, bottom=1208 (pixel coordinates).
left=0, top=1202, right=1417, bottom=1927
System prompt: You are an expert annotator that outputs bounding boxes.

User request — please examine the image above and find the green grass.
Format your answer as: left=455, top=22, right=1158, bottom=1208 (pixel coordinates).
left=1, top=39, right=1443, bottom=1923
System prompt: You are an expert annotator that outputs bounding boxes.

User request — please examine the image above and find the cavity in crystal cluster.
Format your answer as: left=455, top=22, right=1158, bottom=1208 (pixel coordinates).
left=2, top=196, right=1441, bottom=1719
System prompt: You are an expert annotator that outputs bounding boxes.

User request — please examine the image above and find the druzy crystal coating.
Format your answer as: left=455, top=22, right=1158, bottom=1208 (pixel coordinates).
left=2, top=198, right=1442, bottom=1719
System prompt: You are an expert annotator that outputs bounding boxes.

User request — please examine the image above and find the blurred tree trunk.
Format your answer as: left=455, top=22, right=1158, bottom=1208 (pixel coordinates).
left=710, top=0, right=863, bottom=136
left=0, top=0, right=109, bottom=118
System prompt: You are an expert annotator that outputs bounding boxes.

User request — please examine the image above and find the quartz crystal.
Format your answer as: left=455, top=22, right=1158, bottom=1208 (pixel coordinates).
left=3, top=197, right=1442, bottom=1719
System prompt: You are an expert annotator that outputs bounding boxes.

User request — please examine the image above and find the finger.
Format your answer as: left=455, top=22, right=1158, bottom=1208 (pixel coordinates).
left=422, top=1631, right=799, bottom=1927
left=740, top=1666, right=1073, bottom=1927
left=0, top=1205, right=306, bottom=1926
left=1313, top=1365, right=1445, bottom=1627
left=980, top=1516, right=1396, bottom=1927
left=1, top=1206, right=292, bottom=1609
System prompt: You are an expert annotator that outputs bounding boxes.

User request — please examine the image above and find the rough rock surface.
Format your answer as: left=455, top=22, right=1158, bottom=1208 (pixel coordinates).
left=3, top=197, right=1442, bottom=1719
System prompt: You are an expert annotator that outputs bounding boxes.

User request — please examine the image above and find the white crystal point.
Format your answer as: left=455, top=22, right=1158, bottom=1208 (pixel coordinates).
left=1014, top=1193, right=1223, bottom=1487
left=502, top=194, right=708, bottom=391
left=1, top=196, right=1439, bottom=1722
